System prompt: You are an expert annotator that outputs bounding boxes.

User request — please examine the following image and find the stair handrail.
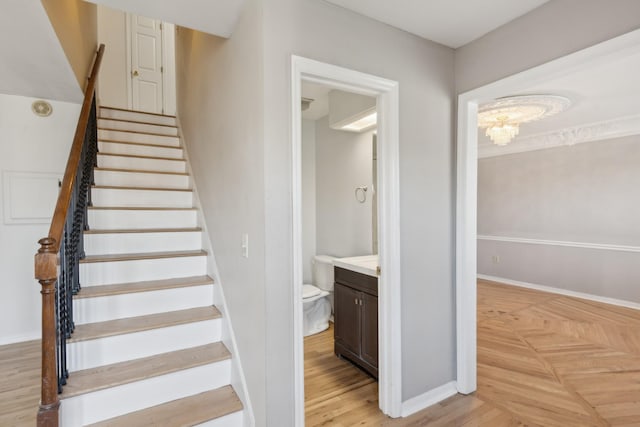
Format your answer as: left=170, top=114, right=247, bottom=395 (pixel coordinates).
left=34, top=43, right=105, bottom=427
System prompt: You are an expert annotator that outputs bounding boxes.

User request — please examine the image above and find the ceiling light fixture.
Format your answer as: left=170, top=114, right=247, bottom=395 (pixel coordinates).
left=339, top=108, right=377, bottom=132
left=478, top=95, right=571, bottom=146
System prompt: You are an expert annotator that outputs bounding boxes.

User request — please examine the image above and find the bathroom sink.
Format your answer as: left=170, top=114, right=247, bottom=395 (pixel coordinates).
left=333, top=255, right=378, bottom=277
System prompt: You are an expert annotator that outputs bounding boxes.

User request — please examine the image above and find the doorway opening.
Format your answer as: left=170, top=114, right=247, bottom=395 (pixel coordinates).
left=125, top=13, right=176, bottom=114
left=291, top=56, right=401, bottom=425
left=456, top=28, right=640, bottom=399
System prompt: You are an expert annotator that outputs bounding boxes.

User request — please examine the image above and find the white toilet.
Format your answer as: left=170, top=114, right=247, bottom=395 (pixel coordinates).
left=303, top=255, right=335, bottom=337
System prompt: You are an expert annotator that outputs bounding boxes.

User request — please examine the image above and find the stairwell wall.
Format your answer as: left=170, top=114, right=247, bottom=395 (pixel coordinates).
left=262, top=0, right=455, bottom=423
left=41, top=0, right=98, bottom=91
left=175, top=0, right=266, bottom=424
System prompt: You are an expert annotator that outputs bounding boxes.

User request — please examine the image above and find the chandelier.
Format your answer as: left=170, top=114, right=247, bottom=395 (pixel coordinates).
left=478, top=95, right=571, bottom=146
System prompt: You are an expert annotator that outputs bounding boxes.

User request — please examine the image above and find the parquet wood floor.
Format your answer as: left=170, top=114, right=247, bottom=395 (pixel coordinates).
left=2, top=280, right=639, bottom=426
left=305, top=280, right=640, bottom=426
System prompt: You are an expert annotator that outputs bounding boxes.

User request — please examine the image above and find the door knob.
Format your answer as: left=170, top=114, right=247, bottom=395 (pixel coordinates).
left=132, top=70, right=139, bottom=77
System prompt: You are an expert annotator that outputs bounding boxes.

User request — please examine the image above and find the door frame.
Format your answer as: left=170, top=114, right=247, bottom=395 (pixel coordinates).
left=291, top=55, right=402, bottom=425
left=125, top=14, right=176, bottom=115
left=455, top=28, right=640, bottom=393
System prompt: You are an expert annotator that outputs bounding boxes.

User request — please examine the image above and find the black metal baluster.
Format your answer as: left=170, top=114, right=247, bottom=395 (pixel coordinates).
left=52, top=94, right=99, bottom=395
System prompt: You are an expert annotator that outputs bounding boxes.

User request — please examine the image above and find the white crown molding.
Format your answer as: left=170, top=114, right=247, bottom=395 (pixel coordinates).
left=477, top=234, right=640, bottom=253
left=479, top=113, right=640, bottom=158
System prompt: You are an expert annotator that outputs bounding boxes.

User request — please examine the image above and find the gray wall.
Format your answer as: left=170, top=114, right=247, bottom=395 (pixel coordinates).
left=175, top=0, right=267, bottom=422
left=455, top=0, right=640, bottom=93
left=315, top=116, right=374, bottom=259
left=478, top=136, right=640, bottom=302
left=262, top=0, right=455, bottom=424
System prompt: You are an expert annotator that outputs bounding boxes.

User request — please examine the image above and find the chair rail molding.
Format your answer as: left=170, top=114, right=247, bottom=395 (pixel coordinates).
left=478, top=235, right=640, bottom=253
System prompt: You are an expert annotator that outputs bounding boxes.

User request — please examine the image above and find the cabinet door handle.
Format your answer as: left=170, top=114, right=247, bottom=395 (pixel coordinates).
left=359, top=299, right=363, bottom=306
left=355, top=298, right=358, bottom=305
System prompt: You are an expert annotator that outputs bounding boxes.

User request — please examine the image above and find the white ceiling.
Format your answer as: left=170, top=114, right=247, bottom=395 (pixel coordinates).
left=0, top=2, right=82, bottom=102
left=324, top=0, right=550, bottom=48
left=478, top=47, right=640, bottom=158
left=85, top=0, right=245, bottom=38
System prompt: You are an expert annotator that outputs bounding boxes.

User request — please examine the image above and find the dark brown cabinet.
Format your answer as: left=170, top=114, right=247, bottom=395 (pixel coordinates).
left=334, top=267, right=378, bottom=379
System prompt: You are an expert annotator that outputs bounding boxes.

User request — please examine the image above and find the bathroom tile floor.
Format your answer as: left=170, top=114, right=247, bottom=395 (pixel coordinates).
left=304, top=280, right=640, bottom=426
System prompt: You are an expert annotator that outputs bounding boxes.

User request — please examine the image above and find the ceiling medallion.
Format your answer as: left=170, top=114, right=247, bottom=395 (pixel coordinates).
left=32, top=100, right=53, bottom=117
left=478, top=95, right=571, bottom=146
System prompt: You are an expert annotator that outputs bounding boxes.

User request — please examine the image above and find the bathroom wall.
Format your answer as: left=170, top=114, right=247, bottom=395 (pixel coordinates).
left=315, top=115, right=374, bottom=258
left=301, top=119, right=316, bottom=283
left=478, top=136, right=640, bottom=303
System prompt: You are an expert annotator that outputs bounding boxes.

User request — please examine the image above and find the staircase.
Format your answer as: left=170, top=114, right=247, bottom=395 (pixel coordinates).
left=58, top=107, right=244, bottom=426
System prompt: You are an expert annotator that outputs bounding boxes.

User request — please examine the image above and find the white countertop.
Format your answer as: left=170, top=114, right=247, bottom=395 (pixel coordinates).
left=333, top=255, right=379, bottom=277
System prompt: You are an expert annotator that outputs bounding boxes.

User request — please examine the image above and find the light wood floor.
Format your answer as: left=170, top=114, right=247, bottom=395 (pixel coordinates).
left=0, top=339, right=39, bottom=426
left=305, top=279, right=640, bottom=426
left=3, top=280, right=640, bottom=426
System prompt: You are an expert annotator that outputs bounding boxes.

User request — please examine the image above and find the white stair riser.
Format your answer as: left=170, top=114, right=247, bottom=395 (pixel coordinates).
left=98, top=129, right=179, bottom=146
left=91, top=188, right=193, bottom=208
left=98, top=154, right=186, bottom=173
left=98, top=141, right=184, bottom=159
left=100, top=108, right=176, bottom=127
left=80, top=256, right=207, bottom=286
left=88, top=209, right=197, bottom=230
left=74, top=285, right=213, bottom=324
left=98, top=119, right=178, bottom=136
left=60, top=361, right=232, bottom=426
left=94, top=169, right=190, bottom=190
left=67, top=319, right=221, bottom=372
left=196, top=411, right=244, bottom=427
left=85, top=231, right=202, bottom=254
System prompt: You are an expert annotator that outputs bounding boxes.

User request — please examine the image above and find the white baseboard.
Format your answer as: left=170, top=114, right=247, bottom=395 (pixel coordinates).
left=400, top=380, right=457, bottom=417
left=0, top=332, right=40, bottom=346
left=478, top=274, right=640, bottom=311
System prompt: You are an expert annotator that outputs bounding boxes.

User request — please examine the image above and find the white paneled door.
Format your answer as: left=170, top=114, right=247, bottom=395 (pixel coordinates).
left=130, top=15, right=164, bottom=114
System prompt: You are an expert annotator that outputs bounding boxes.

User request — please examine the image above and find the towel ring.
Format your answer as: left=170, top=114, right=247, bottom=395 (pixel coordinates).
left=355, top=186, right=368, bottom=203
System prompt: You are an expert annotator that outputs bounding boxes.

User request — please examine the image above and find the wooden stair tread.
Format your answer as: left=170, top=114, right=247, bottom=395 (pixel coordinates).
left=92, top=185, right=192, bottom=192
left=88, top=386, right=243, bottom=427
left=94, top=167, right=189, bottom=176
left=84, top=227, right=202, bottom=234
left=99, top=127, right=179, bottom=138
left=99, top=139, right=182, bottom=150
left=98, top=117, right=178, bottom=129
left=61, top=342, right=230, bottom=399
left=81, top=250, right=207, bottom=263
left=69, top=306, right=221, bottom=342
left=100, top=106, right=177, bottom=118
left=75, top=275, right=214, bottom=299
left=88, top=206, right=196, bottom=211
left=98, top=152, right=185, bottom=161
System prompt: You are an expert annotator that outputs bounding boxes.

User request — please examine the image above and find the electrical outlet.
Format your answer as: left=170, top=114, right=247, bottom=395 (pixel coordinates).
left=492, top=255, right=500, bottom=264
left=242, top=234, right=249, bottom=258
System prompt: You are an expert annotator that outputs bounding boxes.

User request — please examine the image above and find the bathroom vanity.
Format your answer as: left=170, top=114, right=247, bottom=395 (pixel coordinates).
left=333, top=255, right=378, bottom=379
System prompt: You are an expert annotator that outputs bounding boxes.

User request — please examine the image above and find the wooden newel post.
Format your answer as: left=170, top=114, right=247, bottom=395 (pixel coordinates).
left=35, top=237, right=60, bottom=427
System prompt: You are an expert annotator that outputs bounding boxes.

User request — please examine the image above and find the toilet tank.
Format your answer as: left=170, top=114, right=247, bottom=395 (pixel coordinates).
left=313, top=255, right=336, bottom=292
